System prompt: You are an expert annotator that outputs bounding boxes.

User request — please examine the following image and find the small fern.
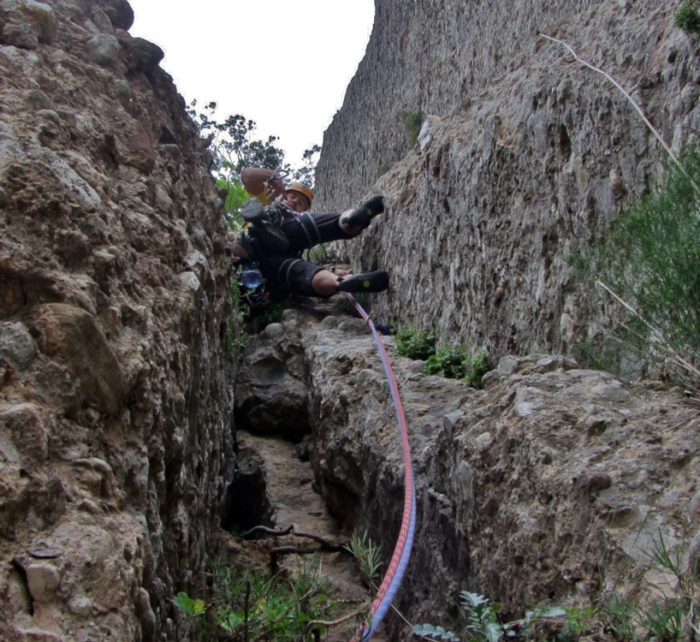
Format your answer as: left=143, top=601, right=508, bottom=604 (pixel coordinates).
left=413, top=622, right=460, bottom=641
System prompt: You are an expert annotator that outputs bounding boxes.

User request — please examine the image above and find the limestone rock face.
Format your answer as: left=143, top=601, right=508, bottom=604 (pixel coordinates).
left=0, top=0, right=233, bottom=639
left=234, top=321, right=309, bottom=435
left=236, top=307, right=699, bottom=640
left=315, top=0, right=699, bottom=361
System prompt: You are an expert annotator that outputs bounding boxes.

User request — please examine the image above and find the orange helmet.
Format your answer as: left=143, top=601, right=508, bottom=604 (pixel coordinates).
left=286, top=182, right=314, bottom=205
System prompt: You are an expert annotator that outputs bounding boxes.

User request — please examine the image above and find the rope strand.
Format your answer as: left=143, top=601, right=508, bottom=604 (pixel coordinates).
left=344, top=293, right=416, bottom=641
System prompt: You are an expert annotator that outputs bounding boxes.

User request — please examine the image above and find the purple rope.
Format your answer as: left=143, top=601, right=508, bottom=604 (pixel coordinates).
left=344, top=293, right=416, bottom=641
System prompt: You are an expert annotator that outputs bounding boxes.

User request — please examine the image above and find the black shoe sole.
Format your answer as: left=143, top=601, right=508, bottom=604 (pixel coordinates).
left=338, top=270, right=389, bottom=293
left=344, top=195, right=385, bottom=228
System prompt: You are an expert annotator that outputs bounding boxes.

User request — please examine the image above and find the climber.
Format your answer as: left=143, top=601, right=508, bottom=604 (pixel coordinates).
left=232, top=167, right=388, bottom=300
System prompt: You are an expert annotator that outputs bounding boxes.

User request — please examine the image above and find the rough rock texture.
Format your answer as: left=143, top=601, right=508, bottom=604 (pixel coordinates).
left=236, top=306, right=699, bottom=640
left=0, top=0, right=233, bottom=639
left=1, top=0, right=698, bottom=639
left=315, top=0, right=699, bottom=361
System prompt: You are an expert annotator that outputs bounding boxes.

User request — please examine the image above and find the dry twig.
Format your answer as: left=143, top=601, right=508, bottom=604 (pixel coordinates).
left=539, top=33, right=700, bottom=195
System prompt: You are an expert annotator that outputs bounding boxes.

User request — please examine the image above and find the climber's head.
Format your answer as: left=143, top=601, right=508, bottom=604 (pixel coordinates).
left=284, top=182, right=313, bottom=212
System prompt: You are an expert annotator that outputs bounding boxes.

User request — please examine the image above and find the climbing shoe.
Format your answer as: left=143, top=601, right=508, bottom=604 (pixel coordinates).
left=337, top=270, right=389, bottom=293
left=344, top=195, right=385, bottom=229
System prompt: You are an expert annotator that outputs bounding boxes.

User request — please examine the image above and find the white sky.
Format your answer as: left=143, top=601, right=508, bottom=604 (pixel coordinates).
left=127, top=0, right=375, bottom=167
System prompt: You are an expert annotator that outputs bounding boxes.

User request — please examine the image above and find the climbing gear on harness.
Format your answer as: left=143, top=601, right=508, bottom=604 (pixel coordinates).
left=250, top=221, right=290, bottom=252
left=344, top=293, right=415, bottom=642
left=337, top=270, right=389, bottom=293
left=344, top=195, right=385, bottom=229
left=241, top=198, right=296, bottom=252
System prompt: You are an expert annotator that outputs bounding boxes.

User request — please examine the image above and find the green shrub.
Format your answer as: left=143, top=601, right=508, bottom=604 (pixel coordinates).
left=413, top=532, right=698, bottom=641
left=344, top=530, right=383, bottom=588
left=424, top=346, right=489, bottom=387
left=676, top=0, right=700, bottom=36
left=216, top=176, right=248, bottom=233
left=394, top=325, right=489, bottom=386
left=225, top=271, right=250, bottom=358
left=174, top=558, right=339, bottom=641
left=413, top=591, right=565, bottom=641
left=572, top=146, right=700, bottom=385
left=401, top=109, right=425, bottom=146
left=395, top=325, right=437, bottom=360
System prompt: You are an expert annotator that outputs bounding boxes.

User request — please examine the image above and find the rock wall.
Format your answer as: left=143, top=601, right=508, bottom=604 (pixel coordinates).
left=315, top=0, right=699, bottom=361
left=1, top=0, right=697, bottom=639
left=235, top=305, right=699, bottom=640
left=0, top=1, right=233, bottom=639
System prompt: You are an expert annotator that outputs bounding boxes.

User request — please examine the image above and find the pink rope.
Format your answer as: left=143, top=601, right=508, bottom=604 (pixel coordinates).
left=344, top=294, right=416, bottom=641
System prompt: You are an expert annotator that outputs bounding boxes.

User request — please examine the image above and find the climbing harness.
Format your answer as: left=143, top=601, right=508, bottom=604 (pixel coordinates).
left=344, top=293, right=416, bottom=642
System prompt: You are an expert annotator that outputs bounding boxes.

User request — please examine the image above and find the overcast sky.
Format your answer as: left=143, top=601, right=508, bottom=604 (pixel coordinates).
left=127, top=0, right=375, bottom=167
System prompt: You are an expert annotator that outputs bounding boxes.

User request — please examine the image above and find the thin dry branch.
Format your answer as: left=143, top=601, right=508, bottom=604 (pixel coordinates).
left=595, top=280, right=700, bottom=380
left=271, top=545, right=334, bottom=555
left=540, top=34, right=700, bottom=195
left=241, top=523, right=345, bottom=550
left=308, top=608, right=367, bottom=629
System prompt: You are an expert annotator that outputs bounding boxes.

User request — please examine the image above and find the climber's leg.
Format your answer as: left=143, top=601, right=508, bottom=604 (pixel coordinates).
left=311, top=269, right=343, bottom=297
left=340, top=195, right=385, bottom=233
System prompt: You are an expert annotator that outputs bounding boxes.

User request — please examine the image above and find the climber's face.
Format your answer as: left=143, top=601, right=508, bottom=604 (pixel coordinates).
left=284, top=190, right=311, bottom=213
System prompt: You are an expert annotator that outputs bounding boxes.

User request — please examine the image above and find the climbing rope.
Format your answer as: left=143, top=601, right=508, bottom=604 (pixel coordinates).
left=344, top=293, right=416, bottom=641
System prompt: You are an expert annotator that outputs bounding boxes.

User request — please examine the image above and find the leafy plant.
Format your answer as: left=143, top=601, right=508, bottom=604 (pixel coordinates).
left=394, top=325, right=489, bottom=386
left=567, top=531, right=698, bottom=641
left=295, top=144, right=321, bottom=187
left=174, top=558, right=339, bottom=641
left=543, top=35, right=699, bottom=387
left=572, top=146, right=700, bottom=386
left=424, top=346, right=489, bottom=387
left=216, top=175, right=249, bottom=231
left=458, top=591, right=505, bottom=642
left=401, top=109, right=425, bottom=146
left=635, top=530, right=699, bottom=640
left=413, top=592, right=565, bottom=641
left=344, top=530, right=383, bottom=585
left=639, top=599, right=686, bottom=640
left=424, top=345, right=468, bottom=380
left=305, top=241, right=332, bottom=265
left=413, top=622, right=460, bottom=641
left=596, top=593, right=636, bottom=640
left=676, top=0, right=700, bottom=36
left=173, top=591, right=206, bottom=618
left=225, top=270, right=251, bottom=358
left=558, top=604, right=597, bottom=639
left=395, top=325, right=437, bottom=360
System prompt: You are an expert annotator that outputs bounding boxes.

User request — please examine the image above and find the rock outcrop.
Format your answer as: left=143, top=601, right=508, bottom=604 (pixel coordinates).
left=236, top=305, right=699, bottom=639
left=315, top=0, right=699, bottom=362
left=0, top=1, right=233, bottom=639
left=2, top=0, right=698, bottom=640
